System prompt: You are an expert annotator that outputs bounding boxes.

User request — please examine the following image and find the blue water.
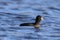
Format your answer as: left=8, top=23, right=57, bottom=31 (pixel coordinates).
left=0, top=0, right=60, bottom=40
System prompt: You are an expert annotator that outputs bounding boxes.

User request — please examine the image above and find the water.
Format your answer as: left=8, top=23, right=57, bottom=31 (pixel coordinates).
left=0, top=0, right=60, bottom=40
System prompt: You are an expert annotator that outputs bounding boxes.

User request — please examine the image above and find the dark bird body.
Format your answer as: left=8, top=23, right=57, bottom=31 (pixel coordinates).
left=20, top=15, right=43, bottom=28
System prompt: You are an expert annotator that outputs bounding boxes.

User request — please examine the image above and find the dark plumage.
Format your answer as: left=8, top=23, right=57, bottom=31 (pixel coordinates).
left=20, top=15, right=43, bottom=28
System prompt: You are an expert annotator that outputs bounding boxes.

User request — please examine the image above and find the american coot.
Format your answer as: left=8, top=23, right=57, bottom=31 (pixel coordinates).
left=20, top=15, right=43, bottom=28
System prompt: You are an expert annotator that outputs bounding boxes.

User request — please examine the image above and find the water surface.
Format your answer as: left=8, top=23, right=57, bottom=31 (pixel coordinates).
left=0, top=0, right=60, bottom=40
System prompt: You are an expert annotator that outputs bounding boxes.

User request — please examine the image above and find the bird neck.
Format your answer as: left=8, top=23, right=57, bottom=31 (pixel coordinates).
left=35, top=16, right=41, bottom=24
left=35, top=20, right=40, bottom=24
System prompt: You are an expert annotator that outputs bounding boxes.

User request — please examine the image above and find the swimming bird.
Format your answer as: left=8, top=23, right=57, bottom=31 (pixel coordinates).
left=20, top=15, right=43, bottom=28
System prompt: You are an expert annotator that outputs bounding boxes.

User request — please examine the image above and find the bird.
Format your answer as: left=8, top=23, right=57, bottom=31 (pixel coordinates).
left=20, top=15, right=43, bottom=28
